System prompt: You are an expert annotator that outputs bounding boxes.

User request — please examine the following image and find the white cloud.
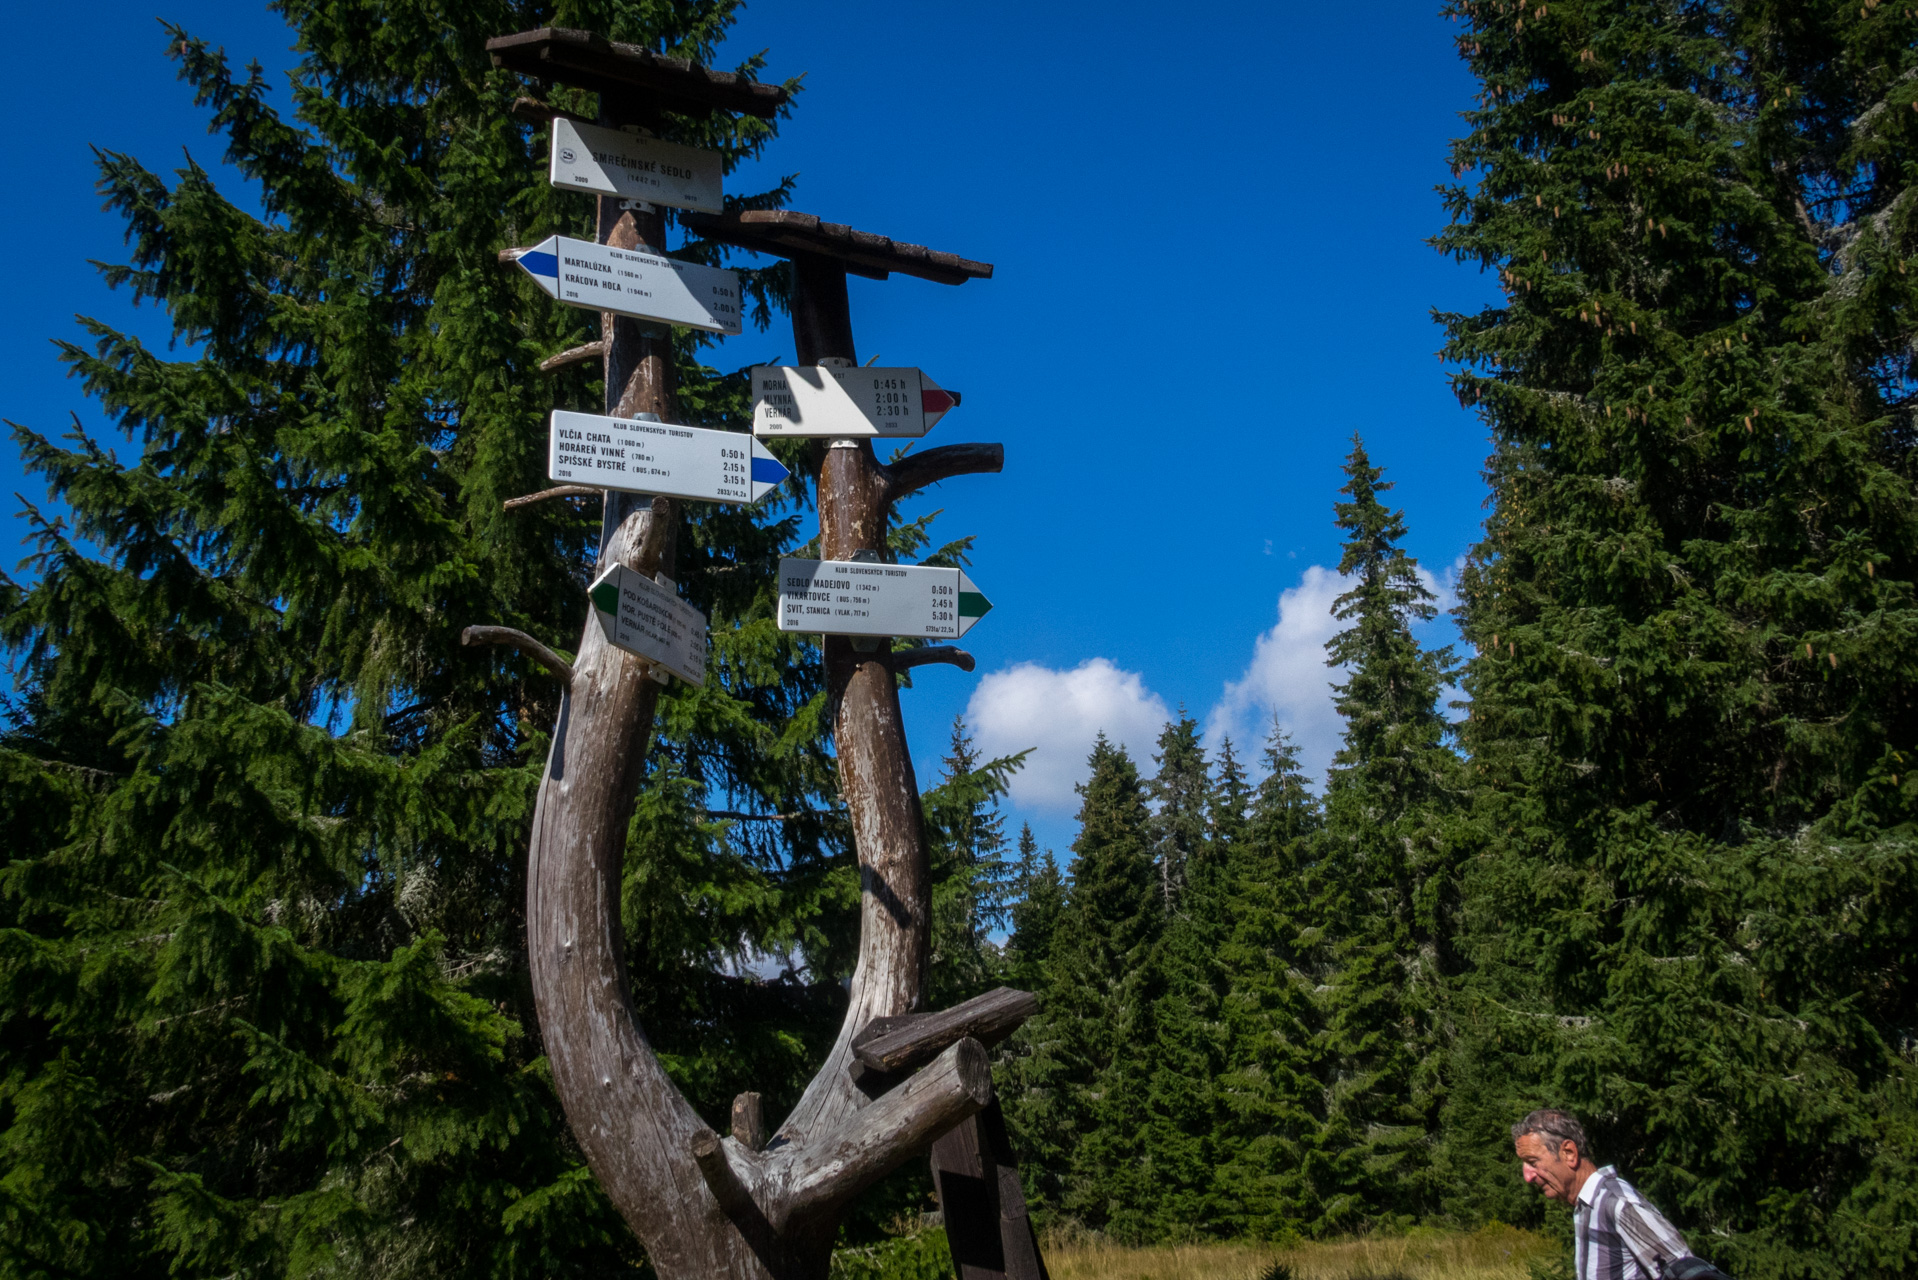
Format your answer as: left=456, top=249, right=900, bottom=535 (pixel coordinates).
left=1205, top=565, right=1351, bottom=788
left=966, top=658, right=1171, bottom=814
left=1205, top=560, right=1465, bottom=787
left=1432, top=553, right=1466, bottom=615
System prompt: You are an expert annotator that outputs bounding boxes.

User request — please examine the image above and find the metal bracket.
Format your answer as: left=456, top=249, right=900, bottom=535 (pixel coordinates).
left=818, top=356, right=856, bottom=369
left=619, top=199, right=657, bottom=214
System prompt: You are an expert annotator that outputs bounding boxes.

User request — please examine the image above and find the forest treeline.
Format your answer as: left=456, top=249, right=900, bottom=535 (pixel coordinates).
left=3, top=1, right=1915, bottom=1278
left=956, top=437, right=1465, bottom=1243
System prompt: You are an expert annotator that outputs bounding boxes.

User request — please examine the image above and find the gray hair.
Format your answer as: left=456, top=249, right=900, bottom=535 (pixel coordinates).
left=1512, top=1108, right=1590, bottom=1160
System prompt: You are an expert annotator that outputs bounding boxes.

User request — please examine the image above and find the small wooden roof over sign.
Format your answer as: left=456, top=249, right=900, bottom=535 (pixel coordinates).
left=679, top=210, right=993, bottom=286
left=486, top=28, right=788, bottom=120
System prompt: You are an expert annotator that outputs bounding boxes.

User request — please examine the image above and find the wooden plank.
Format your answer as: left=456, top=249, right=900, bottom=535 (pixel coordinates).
left=852, top=987, right=1038, bottom=1075
left=487, top=27, right=788, bottom=119
left=930, top=1101, right=1050, bottom=1280
left=679, top=209, right=994, bottom=286
left=778, top=1038, right=994, bottom=1230
left=931, top=1114, right=1003, bottom=1279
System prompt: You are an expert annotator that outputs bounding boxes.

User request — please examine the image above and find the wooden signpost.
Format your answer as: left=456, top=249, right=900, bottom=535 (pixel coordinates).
left=693, top=206, right=1047, bottom=1280
left=472, top=25, right=1047, bottom=1280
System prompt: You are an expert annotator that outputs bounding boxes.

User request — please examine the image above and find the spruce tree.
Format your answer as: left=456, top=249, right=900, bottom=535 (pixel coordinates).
left=1147, top=711, right=1210, bottom=913
left=1208, top=737, right=1253, bottom=862
left=1002, top=734, right=1159, bottom=1231
left=920, top=716, right=1023, bottom=1007
left=1003, top=823, right=1062, bottom=995
left=1307, top=438, right=1460, bottom=1232
left=1211, top=725, right=1325, bottom=1239
left=0, top=5, right=848, bottom=1277
left=993, top=822, right=1067, bottom=1214
left=1437, top=2, right=1918, bottom=1272
left=1134, top=716, right=1227, bottom=1239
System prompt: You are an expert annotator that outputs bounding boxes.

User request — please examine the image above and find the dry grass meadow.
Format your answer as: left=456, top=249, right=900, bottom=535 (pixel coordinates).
left=1041, top=1223, right=1555, bottom=1280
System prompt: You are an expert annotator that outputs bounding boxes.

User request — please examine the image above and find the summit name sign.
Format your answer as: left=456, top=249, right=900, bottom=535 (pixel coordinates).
left=548, top=118, right=723, bottom=213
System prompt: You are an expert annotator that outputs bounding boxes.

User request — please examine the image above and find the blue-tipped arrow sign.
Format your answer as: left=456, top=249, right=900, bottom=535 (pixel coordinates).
left=510, top=234, right=742, bottom=335
left=550, top=411, right=789, bottom=505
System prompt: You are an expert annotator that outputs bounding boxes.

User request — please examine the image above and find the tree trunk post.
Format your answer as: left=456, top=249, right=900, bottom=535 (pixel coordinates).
left=772, top=255, right=938, bottom=1152
left=773, top=260, right=1048, bottom=1280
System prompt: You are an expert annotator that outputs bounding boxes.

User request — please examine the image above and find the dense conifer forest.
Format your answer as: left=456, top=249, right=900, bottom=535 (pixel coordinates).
left=3, top=1, right=1915, bottom=1278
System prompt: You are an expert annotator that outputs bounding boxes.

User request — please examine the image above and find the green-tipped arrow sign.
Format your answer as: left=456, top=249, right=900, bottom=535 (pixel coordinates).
left=589, top=564, right=707, bottom=685
left=776, top=558, right=992, bottom=640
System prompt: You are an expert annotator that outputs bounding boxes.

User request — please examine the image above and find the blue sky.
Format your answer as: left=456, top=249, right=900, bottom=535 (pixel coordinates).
left=1, top=1, right=1496, bottom=857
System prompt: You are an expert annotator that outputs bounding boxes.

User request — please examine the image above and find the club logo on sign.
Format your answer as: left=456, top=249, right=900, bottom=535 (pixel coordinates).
left=559, top=146, right=577, bottom=164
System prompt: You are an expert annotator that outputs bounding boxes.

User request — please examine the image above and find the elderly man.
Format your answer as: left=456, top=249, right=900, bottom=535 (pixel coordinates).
left=1512, top=1109, right=1723, bottom=1280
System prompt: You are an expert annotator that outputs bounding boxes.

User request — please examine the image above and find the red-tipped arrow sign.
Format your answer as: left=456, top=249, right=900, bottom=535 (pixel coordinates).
left=752, top=365, right=961, bottom=438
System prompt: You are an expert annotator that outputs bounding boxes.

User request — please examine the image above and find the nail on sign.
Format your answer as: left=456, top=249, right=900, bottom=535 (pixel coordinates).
left=512, top=234, right=742, bottom=334
left=777, top=558, right=992, bottom=639
left=590, top=564, right=707, bottom=686
left=549, top=411, right=789, bottom=504
left=549, top=118, right=723, bottom=213
left=752, top=366, right=959, bottom=438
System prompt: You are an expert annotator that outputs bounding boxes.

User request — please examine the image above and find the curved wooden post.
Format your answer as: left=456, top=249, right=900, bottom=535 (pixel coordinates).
left=501, top=85, right=1006, bottom=1267
left=524, top=183, right=749, bottom=1274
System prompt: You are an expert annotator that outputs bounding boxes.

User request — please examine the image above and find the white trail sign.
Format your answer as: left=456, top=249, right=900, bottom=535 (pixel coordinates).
left=589, top=564, right=707, bottom=686
left=548, top=118, right=723, bottom=212
left=777, top=558, right=992, bottom=639
left=511, top=235, right=742, bottom=334
left=549, top=411, right=789, bottom=504
left=752, top=365, right=959, bottom=438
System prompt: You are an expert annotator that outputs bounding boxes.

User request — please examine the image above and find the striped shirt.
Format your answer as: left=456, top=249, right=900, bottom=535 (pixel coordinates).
left=1574, top=1165, right=1694, bottom=1280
